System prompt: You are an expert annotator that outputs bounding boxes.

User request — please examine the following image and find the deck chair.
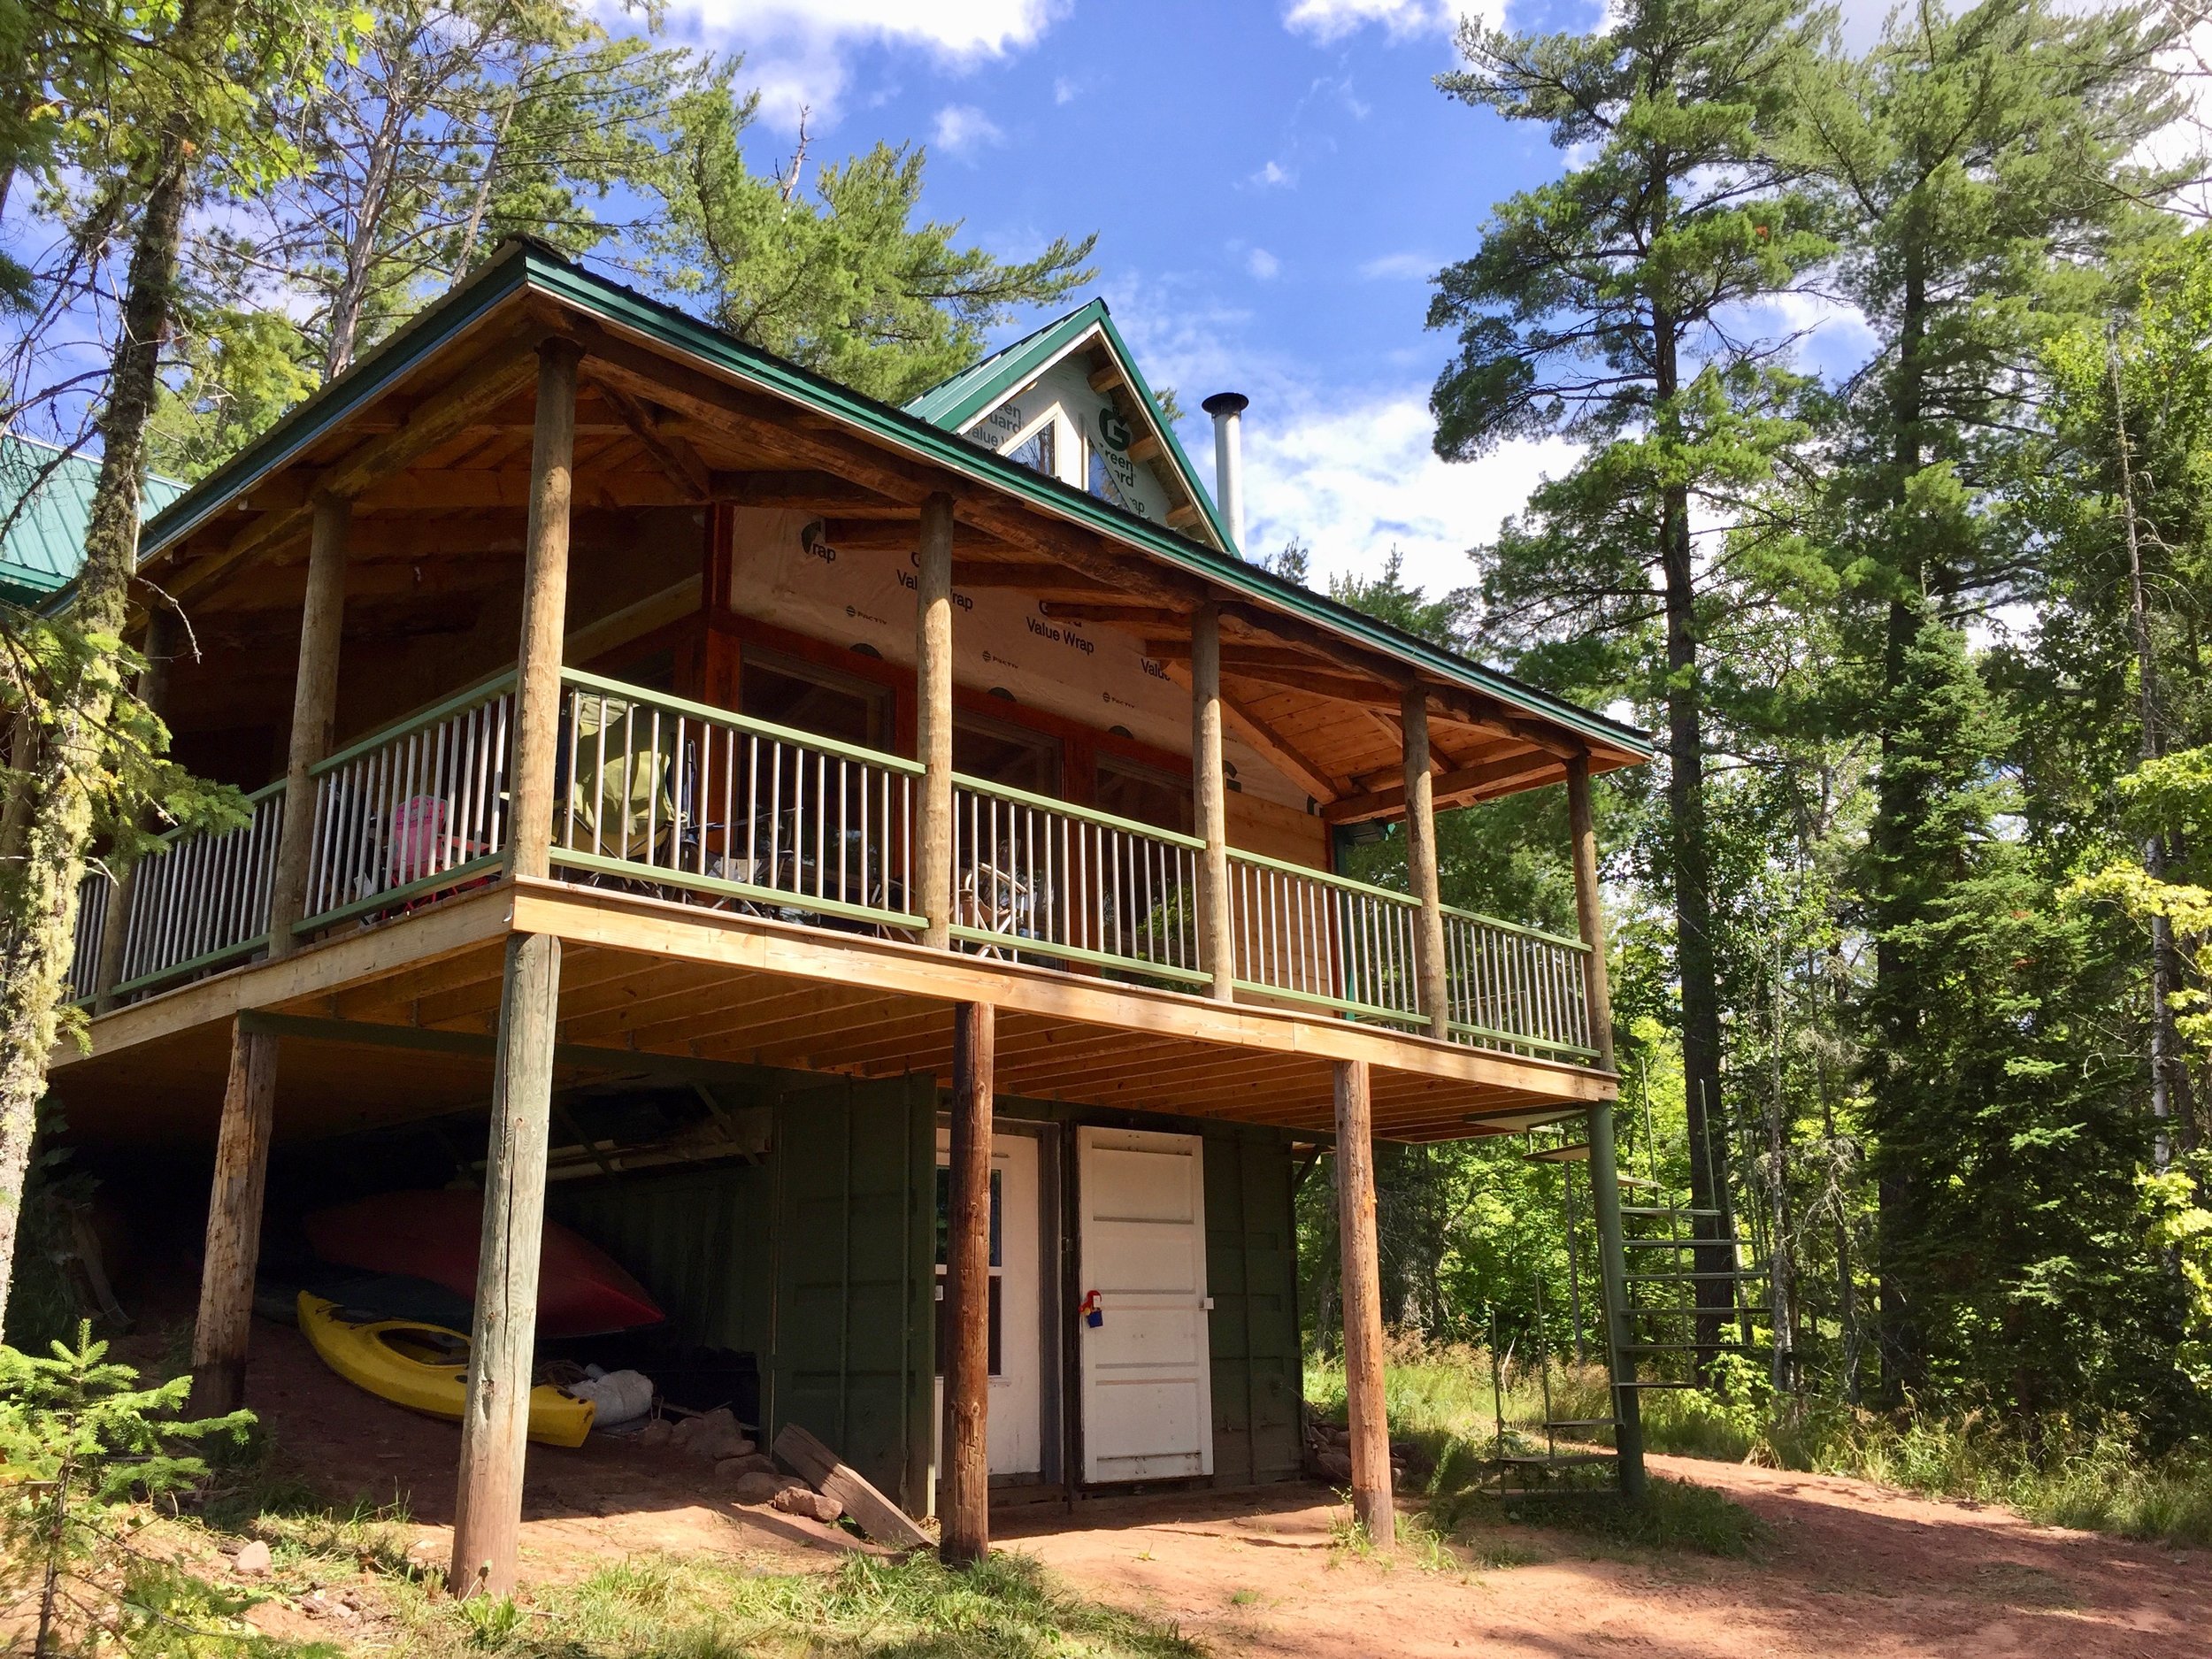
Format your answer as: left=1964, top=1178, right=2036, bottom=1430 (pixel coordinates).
left=562, top=694, right=678, bottom=871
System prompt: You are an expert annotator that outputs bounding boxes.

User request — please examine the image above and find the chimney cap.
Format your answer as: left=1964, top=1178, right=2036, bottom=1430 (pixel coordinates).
left=1202, top=392, right=1250, bottom=418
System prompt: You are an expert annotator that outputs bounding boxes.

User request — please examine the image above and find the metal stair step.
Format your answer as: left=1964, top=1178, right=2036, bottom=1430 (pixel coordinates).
left=1618, top=1341, right=1750, bottom=1354
left=1624, top=1237, right=1748, bottom=1248
left=1624, top=1269, right=1765, bottom=1283
left=1499, top=1452, right=1616, bottom=1467
left=1543, top=1418, right=1618, bottom=1431
left=1617, top=1379, right=1700, bottom=1390
left=1620, top=1205, right=1724, bottom=1219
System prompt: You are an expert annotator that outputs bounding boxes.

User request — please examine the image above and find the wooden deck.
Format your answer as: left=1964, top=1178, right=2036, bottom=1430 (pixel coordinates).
left=50, top=875, right=1609, bottom=1148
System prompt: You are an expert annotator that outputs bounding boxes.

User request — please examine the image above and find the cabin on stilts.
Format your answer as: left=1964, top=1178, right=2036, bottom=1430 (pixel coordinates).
left=46, top=240, right=1652, bottom=1589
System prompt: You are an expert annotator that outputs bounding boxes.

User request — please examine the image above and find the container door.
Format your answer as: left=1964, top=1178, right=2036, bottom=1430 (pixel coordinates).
left=1076, top=1126, right=1212, bottom=1482
left=768, top=1073, right=936, bottom=1513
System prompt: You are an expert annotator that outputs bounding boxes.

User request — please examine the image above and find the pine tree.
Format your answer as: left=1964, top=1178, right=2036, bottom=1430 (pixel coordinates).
left=1429, top=0, right=1830, bottom=1360
left=1786, top=0, right=2185, bottom=1398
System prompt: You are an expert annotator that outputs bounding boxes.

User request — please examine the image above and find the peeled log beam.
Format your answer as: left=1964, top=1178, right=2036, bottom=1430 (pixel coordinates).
left=1322, top=749, right=1559, bottom=824
left=169, top=339, right=540, bottom=599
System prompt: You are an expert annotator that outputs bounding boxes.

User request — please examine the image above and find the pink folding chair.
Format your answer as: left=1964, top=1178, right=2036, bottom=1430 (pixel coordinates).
left=388, top=795, right=456, bottom=887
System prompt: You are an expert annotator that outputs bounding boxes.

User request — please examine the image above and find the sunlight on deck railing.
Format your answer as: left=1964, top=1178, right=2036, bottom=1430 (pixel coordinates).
left=551, top=670, right=923, bottom=934
left=950, top=777, right=1207, bottom=986
left=302, top=674, right=517, bottom=932
left=107, top=784, right=284, bottom=996
left=71, top=663, right=1598, bottom=1064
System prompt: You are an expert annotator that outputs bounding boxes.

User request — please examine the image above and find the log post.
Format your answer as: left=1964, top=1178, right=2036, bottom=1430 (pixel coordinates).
left=1333, top=1057, right=1393, bottom=1546
left=1191, top=603, right=1233, bottom=999
left=188, top=1020, right=278, bottom=1414
left=1567, top=749, right=1642, bottom=1494
left=1401, top=685, right=1449, bottom=1039
left=506, top=339, right=582, bottom=882
left=93, top=607, right=180, bottom=1010
left=1587, top=1098, right=1647, bottom=1498
left=265, top=495, right=349, bottom=956
left=449, top=932, right=563, bottom=1596
left=1565, top=751, right=1615, bottom=1071
left=916, top=493, right=955, bottom=949
left=942, top=999, right=995, bottom=1565
left=449, top=337, right=579, bottom=1598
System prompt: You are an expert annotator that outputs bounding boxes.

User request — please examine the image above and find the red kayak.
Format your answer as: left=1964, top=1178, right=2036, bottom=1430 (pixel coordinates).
left=303, top=1190, right=664, bottom=1339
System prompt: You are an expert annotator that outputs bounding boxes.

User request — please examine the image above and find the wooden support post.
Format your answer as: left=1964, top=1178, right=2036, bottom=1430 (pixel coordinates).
left=1401, top=685, right=1448, bottom=1040
left=265, top=496, right=349, bottom=955
left=188, top=1020, right=279, bottom=1415
left=1588, top=1100, right=1647, bottom=1497
left=1565, top=751, right=1615, bottom=1071
left=916, top=493, right=955, bottom=949
left=449, top=931, right=563, bottom=1597
left=1191, top=603, right=1233, bottom=999
left=506, top=339, right=582, bottom=882
left=1567, top=749, right=1642, bottom=1494
left=94, top=608, right=179, bottom=1010
left=1333, top=1057, right=1394, bottom=1547
left=942, top=999, right=995, bottom=1565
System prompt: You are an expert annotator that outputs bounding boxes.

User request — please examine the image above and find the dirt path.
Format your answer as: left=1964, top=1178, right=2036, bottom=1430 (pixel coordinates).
left=1001, top=1455, right=2208, bottom=1658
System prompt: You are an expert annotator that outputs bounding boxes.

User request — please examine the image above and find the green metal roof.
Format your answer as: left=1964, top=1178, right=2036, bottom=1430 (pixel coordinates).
left=903, top=298, right=1238, bottom=556
left=129, top=240, right=1651, bottom=761
left=0, top=434, right=186, bottom=603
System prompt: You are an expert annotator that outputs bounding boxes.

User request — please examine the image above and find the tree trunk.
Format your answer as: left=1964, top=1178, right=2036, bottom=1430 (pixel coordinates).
left=1652, top=295, right=1732, bottom=1371
left=0, top=0, right=229, bottom=1317
left=1870, top=242, right=1929, bottom=1407
left=2107, top=339, right=2193, bottom=1163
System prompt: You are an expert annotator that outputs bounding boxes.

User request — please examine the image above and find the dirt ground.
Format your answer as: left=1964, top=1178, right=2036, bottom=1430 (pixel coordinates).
left=1002, top=1457, right=2209, bottom=1659
left=230, top=1318, right=872, bottom=1578
left=230, top=1322, right=2208, bottom=1655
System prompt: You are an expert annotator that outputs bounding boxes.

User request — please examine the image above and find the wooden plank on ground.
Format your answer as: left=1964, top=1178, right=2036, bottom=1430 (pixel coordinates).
left=772, top=1422, right=932, bottom=1550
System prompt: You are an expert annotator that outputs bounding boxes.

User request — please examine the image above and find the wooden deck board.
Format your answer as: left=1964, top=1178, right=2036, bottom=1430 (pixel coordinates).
left=52, top=876, right=1610, bottom=1145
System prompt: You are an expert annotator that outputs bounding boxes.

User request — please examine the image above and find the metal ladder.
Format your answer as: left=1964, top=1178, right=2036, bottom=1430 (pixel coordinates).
left=1498, top=1115, right=1765, bottom=1494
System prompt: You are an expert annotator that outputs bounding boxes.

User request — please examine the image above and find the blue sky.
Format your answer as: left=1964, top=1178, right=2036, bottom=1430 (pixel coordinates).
left=642, top=0, right=1909, bottom=598
left=641, top=0, right=1617, bottom=599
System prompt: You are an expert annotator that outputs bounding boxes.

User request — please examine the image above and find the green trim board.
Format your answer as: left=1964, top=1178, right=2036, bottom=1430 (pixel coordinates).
left=115, top=237, right=1651, bottom=763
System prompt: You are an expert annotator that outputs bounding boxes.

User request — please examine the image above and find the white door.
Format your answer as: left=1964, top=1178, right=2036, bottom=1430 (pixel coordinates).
left=934, top=1130, right=1042, bottom=1478
left=1077, top=1126, right=1212, bottom=1482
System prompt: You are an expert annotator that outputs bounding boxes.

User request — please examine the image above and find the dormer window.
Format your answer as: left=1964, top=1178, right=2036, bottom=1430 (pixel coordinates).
left=1004, top=422, right=1055, bottom=478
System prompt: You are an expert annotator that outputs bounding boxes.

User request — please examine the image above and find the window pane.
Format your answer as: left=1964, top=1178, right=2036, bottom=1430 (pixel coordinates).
left=1097, top=757, right=1192, bottom=834
left=954, top=713, right=1062, bottom=796
left=933, top=1165, right=1002, bottom=1267
left=741, top=657, right=886, bottom=749
left=1004, top=423, right=1056, bottom=478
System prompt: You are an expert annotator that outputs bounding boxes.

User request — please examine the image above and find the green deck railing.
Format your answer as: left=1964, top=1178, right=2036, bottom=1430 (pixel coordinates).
left=72, top=663, right=1599, bottom=1062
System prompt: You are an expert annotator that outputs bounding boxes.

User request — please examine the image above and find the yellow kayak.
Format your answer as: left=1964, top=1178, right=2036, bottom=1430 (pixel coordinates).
left=296, top=1293, right=595, bottom=1448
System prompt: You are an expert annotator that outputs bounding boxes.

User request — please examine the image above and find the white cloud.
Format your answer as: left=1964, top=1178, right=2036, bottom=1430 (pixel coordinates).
left=1246, top=248, right=1283, bottom=280
left=1282, top=0, right=1453, bottom=43
left=1243, top=396, right=1577, bottom=597
left=932, top=104, right=1005, bottom=157
left=662, top=0, right=1067, bottom=127
left=1283, top=0, right=1505, bottom=45
left=1248, top=159, right=1297, bottom=189
left=1053, top=74, right=1079, bottom=104
left=1102, top=272, right=1570, bottom=599
left=1358, top=250, right=1436, bottom=280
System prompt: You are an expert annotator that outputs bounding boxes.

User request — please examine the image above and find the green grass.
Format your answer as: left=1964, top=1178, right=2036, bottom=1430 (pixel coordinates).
left=384, top=1550, right=1203, bottom=1659
left=1307, top=1340, right=1765, bottom=1560
left=1638, top=1393, right=2212, bottom=1550
left=1312, top=1338, right=2212, bottom=1554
